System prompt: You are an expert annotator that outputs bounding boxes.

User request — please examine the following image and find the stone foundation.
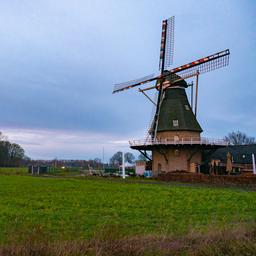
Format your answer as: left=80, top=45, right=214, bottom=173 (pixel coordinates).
left=152, top=148, right=202, bottom=176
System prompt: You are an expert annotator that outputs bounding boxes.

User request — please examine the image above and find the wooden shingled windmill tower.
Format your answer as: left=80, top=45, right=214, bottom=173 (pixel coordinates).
left=113, top=16, right=230, bottom=175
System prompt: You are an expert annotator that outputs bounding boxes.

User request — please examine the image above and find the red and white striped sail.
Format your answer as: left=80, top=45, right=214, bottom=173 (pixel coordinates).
left=163, top=16, right=175, bottom=70
left=113, top=49, right=230, bottom=94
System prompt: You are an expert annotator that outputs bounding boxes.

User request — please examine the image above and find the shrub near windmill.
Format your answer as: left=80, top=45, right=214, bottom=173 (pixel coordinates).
left=113, top=16, right=230, bottom=175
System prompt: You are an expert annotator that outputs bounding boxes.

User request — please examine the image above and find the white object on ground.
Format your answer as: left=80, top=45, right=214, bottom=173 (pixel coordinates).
left=252, top=153, right=256, bottom=175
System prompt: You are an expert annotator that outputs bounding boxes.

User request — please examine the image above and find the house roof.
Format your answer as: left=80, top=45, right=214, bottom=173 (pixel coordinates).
left=207, top=144, right=256, bottom=164
left=157, top=86, right=203, bottom=133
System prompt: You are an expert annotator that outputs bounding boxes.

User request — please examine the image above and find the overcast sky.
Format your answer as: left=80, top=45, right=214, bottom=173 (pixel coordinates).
left=0, top=0, right=255, bottom=160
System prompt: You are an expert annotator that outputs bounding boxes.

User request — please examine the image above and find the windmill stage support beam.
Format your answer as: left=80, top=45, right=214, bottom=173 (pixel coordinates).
left=195, top=71, right=199, bottom=117
left=138, top=150, right=152, bottom=161
left=139, top=88, right=157, bottom=106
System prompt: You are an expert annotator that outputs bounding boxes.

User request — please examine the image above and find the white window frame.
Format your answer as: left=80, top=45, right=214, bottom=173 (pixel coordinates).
left=173, top=119, right=179, bottom=127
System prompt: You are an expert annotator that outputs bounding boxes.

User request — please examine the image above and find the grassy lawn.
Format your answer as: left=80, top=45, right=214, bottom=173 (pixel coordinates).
left=0, top=167, right=27, bottom=175
left=48, top=168, right=80, bottom=176
left=0, top=175, right=255, bottom=246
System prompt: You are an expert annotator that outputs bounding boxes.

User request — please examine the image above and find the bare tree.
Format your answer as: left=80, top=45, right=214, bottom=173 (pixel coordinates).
left=125, top=152, right=135, bottom=164
left=0, top=132, right=8, bottom=141
left=110, top=151, right=135, bottom=166
left=110, top=151, right=122, bottom=166
left=0, top=132, right=25, bottom=166
left=224, top=131, right=255, bottom=145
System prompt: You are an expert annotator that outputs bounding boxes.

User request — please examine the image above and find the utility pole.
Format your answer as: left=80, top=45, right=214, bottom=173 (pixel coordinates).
left=191, top=81, right=194, bottom=110
left=122, top=151, right=125, bottom=179
left=102, top=146, right=105, bottom=170
left=195, top=71, right=199, bottom=117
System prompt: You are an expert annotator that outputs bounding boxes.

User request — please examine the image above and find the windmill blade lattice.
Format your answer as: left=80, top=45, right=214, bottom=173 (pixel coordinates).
left=171, top=49, right=230, bottom=80
left=112, top=49, right=230, bottom=94
left=154, top=49, right=230, bottom=88
left=159, top=16, right=175, bottom=71
left=164, top=16, right=175, bottom=69
left=112, top=73, right=156, bottom=94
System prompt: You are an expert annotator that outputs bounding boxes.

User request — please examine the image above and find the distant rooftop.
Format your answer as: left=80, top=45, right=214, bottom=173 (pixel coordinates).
left=207, top=144, right=256, bottom=164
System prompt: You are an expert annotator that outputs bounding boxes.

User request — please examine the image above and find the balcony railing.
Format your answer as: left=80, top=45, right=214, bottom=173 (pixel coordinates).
left=129, top=137, right=228, bottom=147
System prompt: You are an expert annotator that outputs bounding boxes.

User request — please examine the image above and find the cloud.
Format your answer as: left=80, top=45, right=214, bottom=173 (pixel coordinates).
left=2, top=127, right=144, bottom=160
left=0, top=1, right=255, bottom=158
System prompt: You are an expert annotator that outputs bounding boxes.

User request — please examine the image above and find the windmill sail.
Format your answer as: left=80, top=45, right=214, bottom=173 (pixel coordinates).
left=153, top=16, right=174, bottom=139
left=113, top=49, right=230, bottom=94
left=158, top=19, right=167, bottom=71
left=113, top=16, right=175, bottom=94
left=159, top=16, right=175, bottom=72
left=164, top=16, right=175, bottom=69
left=112, top=73, right=157, bottom=94
left=171, top=49, right=230, bottom=79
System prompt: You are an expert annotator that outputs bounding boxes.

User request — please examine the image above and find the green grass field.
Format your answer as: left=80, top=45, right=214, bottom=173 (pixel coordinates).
left=0, top=174, right=255, bottom=247
left=0, top=167, right=27, bottom=175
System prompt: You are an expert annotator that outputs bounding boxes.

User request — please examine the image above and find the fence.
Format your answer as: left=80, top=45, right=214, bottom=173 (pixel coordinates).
left=129, top=137, right=227, bottom=147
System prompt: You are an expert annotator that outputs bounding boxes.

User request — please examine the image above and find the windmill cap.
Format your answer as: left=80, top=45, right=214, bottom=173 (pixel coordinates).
left=157, top=87, right=203, bottom=132
left=161, top=71, right=188, bottom=88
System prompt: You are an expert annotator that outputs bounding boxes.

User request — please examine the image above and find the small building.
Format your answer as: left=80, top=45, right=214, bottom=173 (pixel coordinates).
left=135, top=161, right=146, bottom=176
left=28, top=165, right=49, bottom=175
left=205, top=144, right=256, bottom=174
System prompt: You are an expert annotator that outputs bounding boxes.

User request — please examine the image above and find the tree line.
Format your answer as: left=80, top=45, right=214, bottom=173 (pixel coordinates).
left=0, top=132, right=25, bottom=167
left=0, top=130, right=254, bottom=168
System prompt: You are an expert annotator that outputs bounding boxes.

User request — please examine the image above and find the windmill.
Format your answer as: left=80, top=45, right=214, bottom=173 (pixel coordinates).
left=113, top=16, right=230, bottom=174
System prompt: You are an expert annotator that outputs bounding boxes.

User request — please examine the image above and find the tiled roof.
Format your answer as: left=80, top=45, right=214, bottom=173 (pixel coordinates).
left=207, top=144, right=256, bottom=164
left=157, top=86, right=203, bottom=132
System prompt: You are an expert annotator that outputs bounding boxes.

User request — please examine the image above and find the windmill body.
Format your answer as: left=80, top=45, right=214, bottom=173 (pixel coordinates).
left=152, top=78, right=202, bottom=173
left=113, top=16, right=230, bottom=175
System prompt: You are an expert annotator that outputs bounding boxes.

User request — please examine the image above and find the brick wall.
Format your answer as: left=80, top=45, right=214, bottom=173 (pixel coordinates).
left=158, top=172, right=256, bottom=185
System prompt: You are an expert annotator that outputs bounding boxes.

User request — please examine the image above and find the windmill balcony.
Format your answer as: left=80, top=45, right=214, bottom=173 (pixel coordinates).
left=129, top=137, right=228, bottom=147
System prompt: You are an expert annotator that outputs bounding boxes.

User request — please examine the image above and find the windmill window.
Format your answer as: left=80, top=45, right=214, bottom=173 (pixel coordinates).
left=173, top=120, right=179, bottom=127
left=184, top=105, right=190, bottom=110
